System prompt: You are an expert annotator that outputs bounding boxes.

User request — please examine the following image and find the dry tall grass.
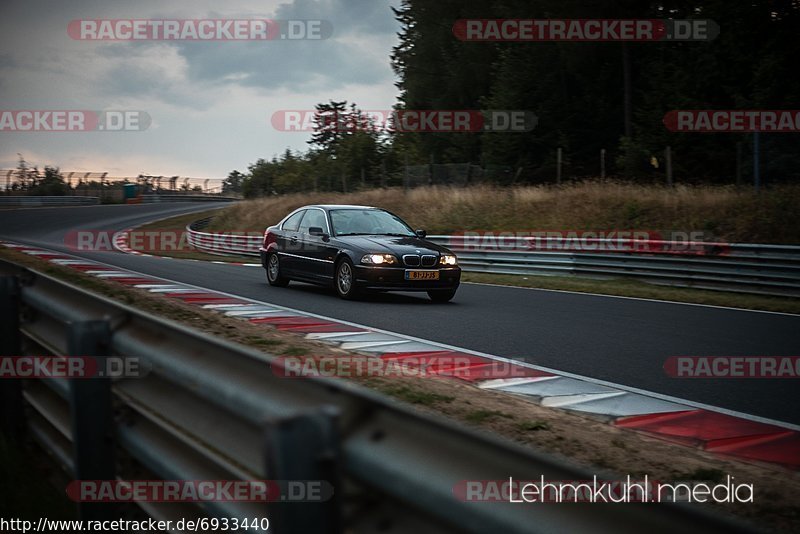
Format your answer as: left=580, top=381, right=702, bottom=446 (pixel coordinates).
left=207, top=182, right=800, bottom=243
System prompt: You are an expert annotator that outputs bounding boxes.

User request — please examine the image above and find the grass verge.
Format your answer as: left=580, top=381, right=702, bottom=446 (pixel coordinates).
left=206, top=183, right=800, bottom=244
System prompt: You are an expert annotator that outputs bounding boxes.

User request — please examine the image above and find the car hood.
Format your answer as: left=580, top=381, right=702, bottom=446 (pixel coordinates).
left=338, top=235, right=452, bottom=256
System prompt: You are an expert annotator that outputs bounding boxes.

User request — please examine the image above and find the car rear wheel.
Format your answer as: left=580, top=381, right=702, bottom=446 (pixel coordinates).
left=428, top=289, right=457, bottom=303
left=335, top=258, right=359, bottom=299
left=266, top=252, right=289, bottom=287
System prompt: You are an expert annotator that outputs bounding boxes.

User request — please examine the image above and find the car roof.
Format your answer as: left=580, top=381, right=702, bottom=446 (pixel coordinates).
left=305, top=204, right=379, bottom=210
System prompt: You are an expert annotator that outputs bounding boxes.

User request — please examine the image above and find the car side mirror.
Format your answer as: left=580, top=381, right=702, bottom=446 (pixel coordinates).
left=416, top=229, right=427, bottom=238
left=309, top=227, right=329, bottom=239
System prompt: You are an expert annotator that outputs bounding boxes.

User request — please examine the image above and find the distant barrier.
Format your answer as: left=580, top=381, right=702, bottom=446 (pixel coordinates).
left=141, top=194, right=238, bottom=203
left=0, top=196, right=99, bottom=207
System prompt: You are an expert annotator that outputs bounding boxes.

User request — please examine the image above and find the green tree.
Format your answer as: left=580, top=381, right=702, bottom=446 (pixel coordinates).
left=222, top=170, right=245, bottom=194
left=30, top=166, right=68, bottom=196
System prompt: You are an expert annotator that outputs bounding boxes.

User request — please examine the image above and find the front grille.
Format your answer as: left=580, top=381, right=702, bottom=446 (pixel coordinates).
left=403, top=254, right=438, bottom=267
left=403, top=254, right=421, bottom=267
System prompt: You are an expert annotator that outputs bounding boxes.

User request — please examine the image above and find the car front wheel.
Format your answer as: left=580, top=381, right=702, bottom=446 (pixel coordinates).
left=428, top=289, right=457, bottom=303
left=335, top=258, right=359, bottom=299
left=266, top=252, right=289, bottom=287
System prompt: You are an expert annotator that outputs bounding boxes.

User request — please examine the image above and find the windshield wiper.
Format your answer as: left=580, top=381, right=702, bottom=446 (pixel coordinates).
left=336, top=232, right=415, bottom=237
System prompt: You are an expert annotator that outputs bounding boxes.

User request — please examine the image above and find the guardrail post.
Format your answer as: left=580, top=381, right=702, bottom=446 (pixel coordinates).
left=753, top=131, right=761, bottom=192
left=0, top=276, right=24, bottom=439
left=67, top=320, right=115, bottom=521
left=264, top=406, right=342, bottom=534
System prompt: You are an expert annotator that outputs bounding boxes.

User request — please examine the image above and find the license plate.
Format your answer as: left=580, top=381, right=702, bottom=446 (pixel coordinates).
left=405, top=270, right=439, bottom=280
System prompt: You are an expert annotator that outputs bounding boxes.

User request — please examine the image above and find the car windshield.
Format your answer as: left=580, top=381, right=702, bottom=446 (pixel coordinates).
left=330, top=209, right=416, bottom=237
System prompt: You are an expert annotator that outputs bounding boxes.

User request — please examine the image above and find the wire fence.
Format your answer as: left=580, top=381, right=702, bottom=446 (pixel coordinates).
left=1, top=169, right=226, bottom=195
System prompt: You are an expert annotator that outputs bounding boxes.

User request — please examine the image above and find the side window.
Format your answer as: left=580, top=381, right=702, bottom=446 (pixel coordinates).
left=282, top=210, right=305, bottom=232
left=298, top=209, right=328, bottom=234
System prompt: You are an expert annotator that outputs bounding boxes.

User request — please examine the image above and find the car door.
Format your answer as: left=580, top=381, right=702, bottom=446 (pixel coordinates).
left=278, top=209, right=305, bottom=273
left=295, top=208, right=333, bottom=280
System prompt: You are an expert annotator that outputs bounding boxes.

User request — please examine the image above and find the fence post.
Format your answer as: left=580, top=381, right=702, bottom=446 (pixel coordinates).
left=735, top=142, right=742, bottom=186
left=665, top=146, right=673, bottom=187
left=404, top=154, right=409, bottom=193
left=0, top=276, right=24, bottom=439
left=68, top=320, right=115, bottom=521
left=556, top=147, right=562, bottom=185
left=264, top=406, right=342, bottom=534
left=600, top=149, right=606, bottom=179
left=100, top=172, right=108, bottom=203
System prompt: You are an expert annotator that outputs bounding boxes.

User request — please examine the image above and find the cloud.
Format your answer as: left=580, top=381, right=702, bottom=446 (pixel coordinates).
left=0, top=0, right=402, bottom=176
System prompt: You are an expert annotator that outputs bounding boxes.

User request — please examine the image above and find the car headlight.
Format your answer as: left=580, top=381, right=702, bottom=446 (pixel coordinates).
left=361, top=254, right=397, bottom=265
left=439, top=254, right=458, bottom=266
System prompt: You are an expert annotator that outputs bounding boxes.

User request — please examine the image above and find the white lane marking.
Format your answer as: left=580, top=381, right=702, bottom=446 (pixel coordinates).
left=305, top=332, right=370, bottom=340
left=542, top=392, right=626, bottom=408
left=50, top=259, right=93, bottom=265
left=224, top=310, right=293, bottom=317
left=479, top=377, right=557, bottom=389
left=145, top=287, right=199, bottom=293
left=339, top=340, right=414, bottom=350
left=462, top=280, right=800, bottom=317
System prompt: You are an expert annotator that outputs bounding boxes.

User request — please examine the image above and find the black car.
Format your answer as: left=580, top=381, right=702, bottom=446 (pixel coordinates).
left=259, top=205, right=461, bottom=301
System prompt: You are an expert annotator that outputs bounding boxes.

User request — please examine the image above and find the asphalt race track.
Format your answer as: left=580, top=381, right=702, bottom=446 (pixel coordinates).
left=1, top=203, right=798, bottom=424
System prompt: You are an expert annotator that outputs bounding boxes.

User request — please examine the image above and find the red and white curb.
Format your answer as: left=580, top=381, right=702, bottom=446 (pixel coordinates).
left=3, top=239, right=799, bottom=471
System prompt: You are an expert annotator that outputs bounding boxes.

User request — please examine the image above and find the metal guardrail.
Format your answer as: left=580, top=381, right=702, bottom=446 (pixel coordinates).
left=0, top=258, right=747, bottom=533
left=141, top=195, right=238, bottom=203
left=428, top=236, right=800, bottom=298
left=185, top=218, right=800, bottom=297
left=0, top=196, right=99, bottom=207
left=185, top=216, right=263, bottom=257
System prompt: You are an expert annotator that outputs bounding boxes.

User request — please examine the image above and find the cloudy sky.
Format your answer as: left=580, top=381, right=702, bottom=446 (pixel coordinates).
left=0, top=0, right=402, bottom=179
